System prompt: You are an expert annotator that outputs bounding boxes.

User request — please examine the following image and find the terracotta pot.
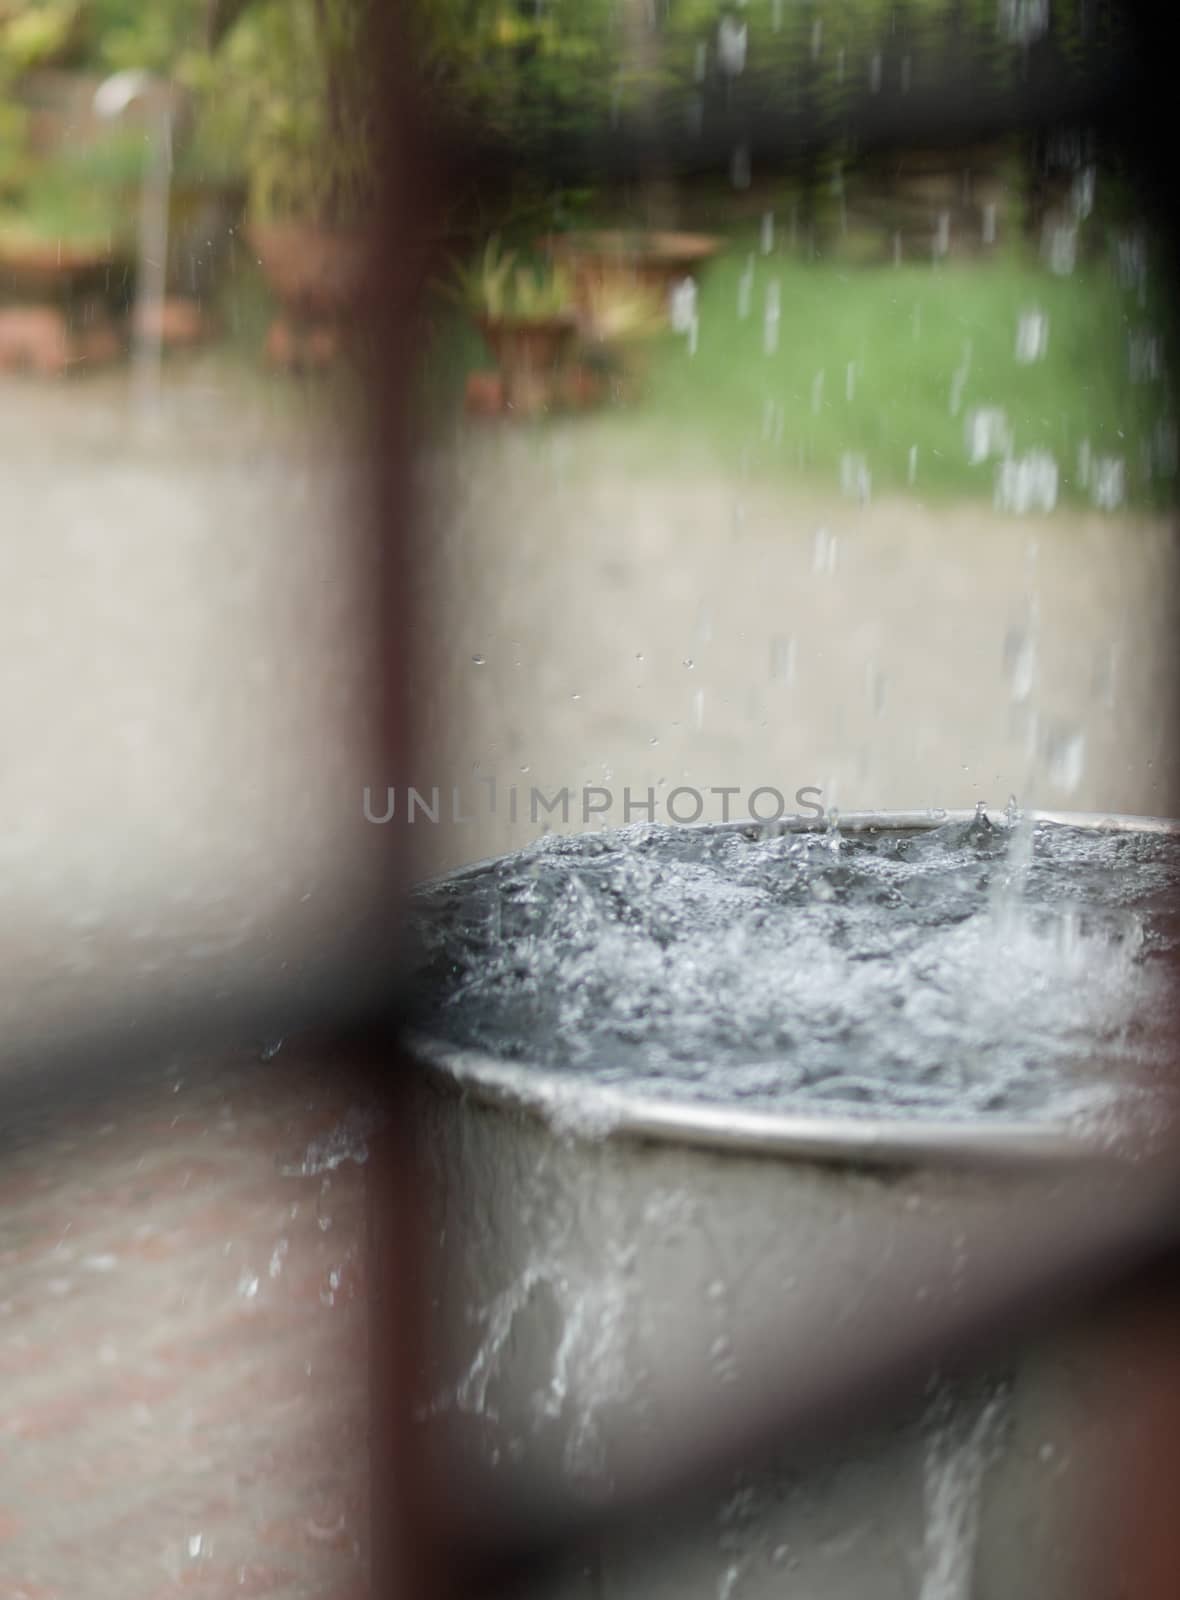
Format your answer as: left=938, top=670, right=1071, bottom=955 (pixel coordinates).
left=0, top=303, right=123, bottom=376
left=538, top=229, right=721, bottom=318
left=0, top=235, right=129, bottom=303
left=247, top=221, right=373, bottom=321
left=475, top=313, right=578, bottom=416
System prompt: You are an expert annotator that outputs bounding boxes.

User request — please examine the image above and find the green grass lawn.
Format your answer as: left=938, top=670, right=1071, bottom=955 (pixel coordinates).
left=428, top=231, right=1176, bottom=511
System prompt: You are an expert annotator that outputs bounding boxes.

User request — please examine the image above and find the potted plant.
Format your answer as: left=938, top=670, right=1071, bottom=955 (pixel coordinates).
left=537, top=228, right=722, bottom=325
left=195, top=0, right=377, bottom=366
left=453, top=236, right=578, bottom=416
left=573, top=272, right=667, bottom=403
left=0, top=119, right=140, bottom=371
left=0, top=3, right=237, bottom=362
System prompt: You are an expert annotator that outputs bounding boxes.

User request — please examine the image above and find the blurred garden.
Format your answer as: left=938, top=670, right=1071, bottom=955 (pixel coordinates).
left=0, top=0, right=1175, bottom=509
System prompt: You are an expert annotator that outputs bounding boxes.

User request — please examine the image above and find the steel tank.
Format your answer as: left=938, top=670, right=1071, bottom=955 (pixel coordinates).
left=408, top=811, right=1180, bottom=1600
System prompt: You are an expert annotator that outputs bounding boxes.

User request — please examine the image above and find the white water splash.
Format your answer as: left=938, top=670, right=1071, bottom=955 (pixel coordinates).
left=448, top=1243, right=637, bottom=1479
left=278, top=1105, right=381, bottom=1178
left=920, top=1386, right=1009, bottom=1600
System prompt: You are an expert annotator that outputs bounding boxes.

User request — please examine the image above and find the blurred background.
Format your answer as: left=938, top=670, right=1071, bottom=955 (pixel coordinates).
left=1, top=0, right=1176, bottom=886
left=403, top=0, right=1180, bottom=872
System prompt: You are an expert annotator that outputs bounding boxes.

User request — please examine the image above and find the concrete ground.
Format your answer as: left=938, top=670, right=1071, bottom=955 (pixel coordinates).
left=0, top=367, right=378, bottom=1598
left=0, top=1037, right=371, bottom=1600
left=411, top=423, right=1180, bottom=875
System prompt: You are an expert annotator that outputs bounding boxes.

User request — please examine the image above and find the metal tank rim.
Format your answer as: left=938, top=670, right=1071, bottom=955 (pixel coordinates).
left=406, top=808, right=1180, bottom=1172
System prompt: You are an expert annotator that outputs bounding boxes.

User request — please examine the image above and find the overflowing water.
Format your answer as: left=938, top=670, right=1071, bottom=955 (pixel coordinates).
left=277, top=1103, right=383, bottom=1177
left=409, top=815, right=1180, bottom=1124
left=919, top=1383, right=1009, bottom=1600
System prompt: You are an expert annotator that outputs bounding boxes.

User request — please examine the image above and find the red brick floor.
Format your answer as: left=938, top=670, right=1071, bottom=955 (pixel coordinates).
left=0, top=1039, right=371, bottom=1600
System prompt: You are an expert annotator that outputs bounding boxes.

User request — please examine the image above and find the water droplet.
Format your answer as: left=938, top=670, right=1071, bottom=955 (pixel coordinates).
left=1005, top=626, right=1037, bottom=704
left=1047, top=730, right=1086, bottom=795
left=1015, top=308, right=1049, bottom=364
left=763, top=279, right=781, bottom=356
left=839, top=452, right=871, bottom=503
left=995, top=452, right=1058, bottom=515
left=472, top=654, right=486, bottom=666
left=769, top=635, right=796, bottom=685
left=1090, top=456, right=1126, bottom=511
left=717, top=15, right=748, bottom=75
left=813, top=526, right=839, bottom=572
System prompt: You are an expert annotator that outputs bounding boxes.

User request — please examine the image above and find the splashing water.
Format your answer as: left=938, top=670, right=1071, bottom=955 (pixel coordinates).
left=409, top=818, right=1180, bottom=1125
left=920, top=1384, right=1009, bottom=1600
left=278, top=1104, right=383, bottom=1177
left=435, top=1201, right=638, bottom=1477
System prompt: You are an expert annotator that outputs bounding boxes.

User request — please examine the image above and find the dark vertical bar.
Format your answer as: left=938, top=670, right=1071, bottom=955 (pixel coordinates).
left=367, top=3, right=450, bottom=1595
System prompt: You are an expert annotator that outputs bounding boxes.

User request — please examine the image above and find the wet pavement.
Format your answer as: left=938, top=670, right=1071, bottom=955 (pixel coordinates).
left=413, top=425, right=1180, bottom=875
left=0, top=1038, right=372, bottom=1600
